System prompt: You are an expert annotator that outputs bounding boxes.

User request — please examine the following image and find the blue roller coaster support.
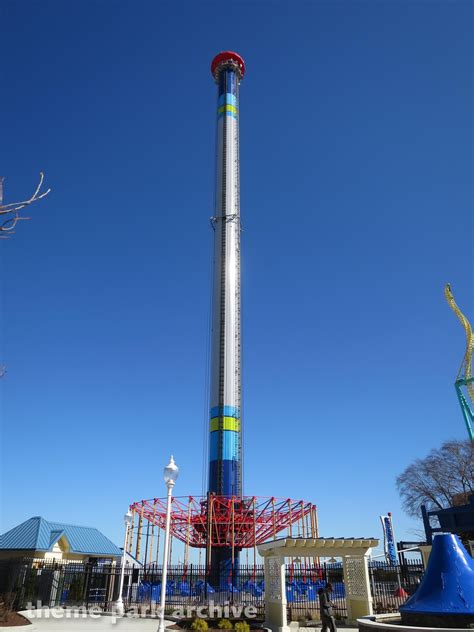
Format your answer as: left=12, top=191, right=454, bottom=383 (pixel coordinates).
left=455, top=378, right=474, bottom=441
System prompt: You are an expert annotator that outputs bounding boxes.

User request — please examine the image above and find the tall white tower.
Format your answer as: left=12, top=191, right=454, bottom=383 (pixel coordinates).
left=208, top=50, right=245, bottom=580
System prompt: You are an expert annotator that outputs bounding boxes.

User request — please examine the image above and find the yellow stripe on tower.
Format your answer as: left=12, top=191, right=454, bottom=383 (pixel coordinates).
left=217, top=104, right=238, bottom=115
left=210, top=417, right=240, bottom=432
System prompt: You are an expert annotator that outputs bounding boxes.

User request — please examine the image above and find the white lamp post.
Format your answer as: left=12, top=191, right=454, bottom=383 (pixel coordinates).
left=115, top=509, right=132, bottom=616
left=158, top=455, right=179, bottom=632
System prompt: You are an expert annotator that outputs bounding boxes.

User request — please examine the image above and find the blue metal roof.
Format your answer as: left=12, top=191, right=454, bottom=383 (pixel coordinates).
left=0, top=517, right=121, bottom=557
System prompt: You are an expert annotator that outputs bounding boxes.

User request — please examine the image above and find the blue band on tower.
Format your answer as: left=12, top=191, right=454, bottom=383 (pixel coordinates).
left=210, top=405, right=240, bottom=419
left=210, top=430, right=239, bottom=461
left=218, top=93, right=237, bottom=107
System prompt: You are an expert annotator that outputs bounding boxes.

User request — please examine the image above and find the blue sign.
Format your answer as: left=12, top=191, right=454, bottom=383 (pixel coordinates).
left=381, top=515, right=398, bottom=565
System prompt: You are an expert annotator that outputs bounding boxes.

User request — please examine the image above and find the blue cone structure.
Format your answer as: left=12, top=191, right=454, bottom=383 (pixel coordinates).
left=399, top=533, right=474, bottom=626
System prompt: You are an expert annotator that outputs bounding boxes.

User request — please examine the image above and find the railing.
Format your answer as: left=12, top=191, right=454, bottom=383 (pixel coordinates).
left=369, top=559, right=424, bottom=614
left=0, top=557, right=425, bottom=619
left=285, top=564, right=347, bottom=621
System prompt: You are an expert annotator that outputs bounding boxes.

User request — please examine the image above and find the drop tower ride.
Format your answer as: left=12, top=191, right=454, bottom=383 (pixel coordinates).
left=208, top=50, right=245, bottom=581
left=129, top=52, right=317, bottom=590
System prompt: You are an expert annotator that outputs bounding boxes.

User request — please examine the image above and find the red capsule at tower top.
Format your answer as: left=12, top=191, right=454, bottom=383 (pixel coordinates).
left=211, top=51, right=246, bottom=79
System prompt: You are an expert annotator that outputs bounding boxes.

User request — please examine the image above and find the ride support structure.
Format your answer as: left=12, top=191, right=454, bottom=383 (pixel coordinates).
left=445, top=283, right=474, bottom=440
left=128, top=495, right=318, bottom=581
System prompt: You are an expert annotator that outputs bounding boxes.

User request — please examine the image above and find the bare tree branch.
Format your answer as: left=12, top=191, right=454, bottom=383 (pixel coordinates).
left=0, top=173, right=51, bottom=377
left=0, top=172, right=51, bottom=238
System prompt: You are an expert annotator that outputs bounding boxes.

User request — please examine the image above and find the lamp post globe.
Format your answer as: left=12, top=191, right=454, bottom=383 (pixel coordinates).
left=158, top=455, right=178, bottom=632
left=164, top=455, right=179, bottom=486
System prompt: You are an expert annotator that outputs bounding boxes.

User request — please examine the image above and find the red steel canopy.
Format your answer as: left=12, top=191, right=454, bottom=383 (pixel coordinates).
left=130, top=495, right=316, bottom=549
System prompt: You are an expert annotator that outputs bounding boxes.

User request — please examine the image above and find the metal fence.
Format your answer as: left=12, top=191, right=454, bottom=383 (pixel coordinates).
left=0, top=557, right=425, bottom=620
left=0, top=560, right=266, bottom=615
left=369, top=559, right=424, bottom=614
left=285, top=563, right=347, bottom=621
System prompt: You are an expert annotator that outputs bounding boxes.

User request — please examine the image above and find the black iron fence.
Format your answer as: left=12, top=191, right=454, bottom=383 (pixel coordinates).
left=0, top=560, right=266, bottom=616
left=285, top=563, right=346, bottom=622
left=0, top=557, right=425, bottom=620
left=369, top=559, right=424, bottom=614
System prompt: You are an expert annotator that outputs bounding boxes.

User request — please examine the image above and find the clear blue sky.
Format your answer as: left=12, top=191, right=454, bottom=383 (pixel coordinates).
left=0, top=1, right=472, bottom=554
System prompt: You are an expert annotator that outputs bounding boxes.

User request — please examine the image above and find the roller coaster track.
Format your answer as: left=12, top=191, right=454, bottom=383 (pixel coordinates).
left=445, top=284, right=474, bottom=390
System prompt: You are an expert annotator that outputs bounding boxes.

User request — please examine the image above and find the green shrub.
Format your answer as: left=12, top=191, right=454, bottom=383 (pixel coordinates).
left=234, top=622, right=250, bottom=632
left=218, top=619, right=233, bottom=630
left=191, top=618, right=209, bottom=632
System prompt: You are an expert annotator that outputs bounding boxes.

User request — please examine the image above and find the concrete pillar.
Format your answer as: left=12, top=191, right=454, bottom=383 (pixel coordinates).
left=342, top=555, right=373, bottom=622
left=263, top=555, right=290, bottom=632
left=419, top=545, right=432, bottom=569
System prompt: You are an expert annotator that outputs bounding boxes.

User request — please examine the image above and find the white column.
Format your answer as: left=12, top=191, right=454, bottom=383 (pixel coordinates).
left=342, top=554, right=373, bottom=622
left=263, top=555, right=290, bottom=632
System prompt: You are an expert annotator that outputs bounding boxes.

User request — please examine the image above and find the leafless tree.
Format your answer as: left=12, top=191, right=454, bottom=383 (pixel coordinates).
left=0, top=173, right=50, bottom=377
left=396, top=439, right=474, bottom=518
left=0, top=172, right=50, bottom=237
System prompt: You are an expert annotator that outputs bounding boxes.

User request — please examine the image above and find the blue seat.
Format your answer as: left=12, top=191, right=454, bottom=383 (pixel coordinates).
left=195, top=580, right=215, bottom=595
left=178, top=581, right=190, bottom=596
left=306, top=585, right=317, bottom=601
left=151, top=584, right=160, bottom=602
left=138, top=582, right=151, bottom=601
left=286, top=584, right=297, bottom=603
left=246, top=581, right=263, bottom=597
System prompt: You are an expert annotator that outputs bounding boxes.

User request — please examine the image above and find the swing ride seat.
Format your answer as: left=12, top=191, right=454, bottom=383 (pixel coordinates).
left=178, top=580, right=191, bottom=596
left=243, top=580, right=263, bottom=597
left=333, top=581, right=345, bottom=597
left=151, top=583, right=160, bottom=602
left=286, top=584, right=298, bottom=602
left=138, top=582, right=152, bottom=601
left=306, top=585, right=317, bottom=601
left=194, top=579, right=215, bottom=595
left=152, top=581, right=176, bottom=598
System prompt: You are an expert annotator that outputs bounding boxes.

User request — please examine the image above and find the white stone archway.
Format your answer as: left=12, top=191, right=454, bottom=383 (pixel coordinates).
left=258, top=537, right=379, bottom=632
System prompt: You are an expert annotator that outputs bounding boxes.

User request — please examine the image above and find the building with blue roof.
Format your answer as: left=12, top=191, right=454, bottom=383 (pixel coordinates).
left=0, top=516, right=121, bottom=562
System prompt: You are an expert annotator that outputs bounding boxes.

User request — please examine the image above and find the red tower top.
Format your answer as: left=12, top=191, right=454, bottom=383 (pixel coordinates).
left=211, top=51, right=245, bottom=79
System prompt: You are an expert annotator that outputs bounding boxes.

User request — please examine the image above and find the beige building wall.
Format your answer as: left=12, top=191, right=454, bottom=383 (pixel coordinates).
left=0, top=548, right=117, bottom=563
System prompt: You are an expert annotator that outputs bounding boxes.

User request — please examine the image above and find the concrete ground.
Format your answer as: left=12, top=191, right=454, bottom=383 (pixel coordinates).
left=13, top=610, right=175, bottom=631
left=13, top=611, right=359, bottom=632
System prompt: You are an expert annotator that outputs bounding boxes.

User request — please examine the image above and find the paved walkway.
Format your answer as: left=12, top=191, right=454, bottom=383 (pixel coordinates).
left=15, top=611, right=359, bottom=632
left=17, top=610, right=174, bottom=631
